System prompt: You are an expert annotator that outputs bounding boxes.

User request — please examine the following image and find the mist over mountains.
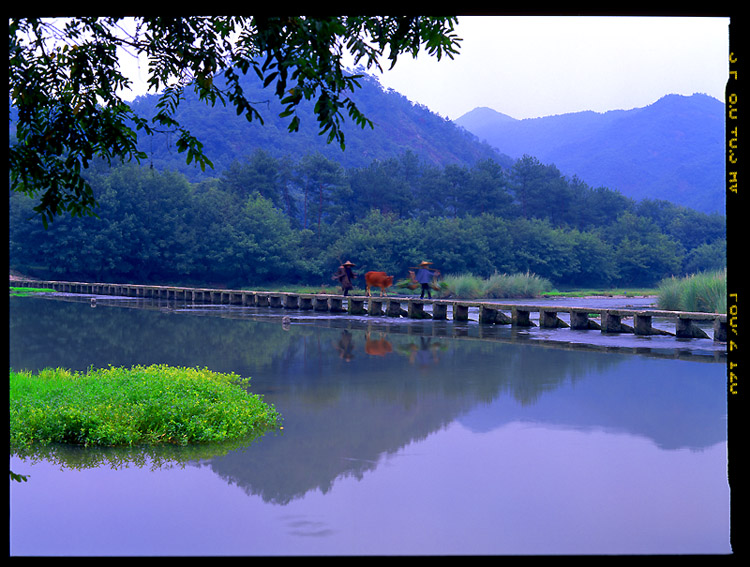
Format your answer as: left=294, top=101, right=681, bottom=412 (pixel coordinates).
left=454, top=93, right=725, bottom=214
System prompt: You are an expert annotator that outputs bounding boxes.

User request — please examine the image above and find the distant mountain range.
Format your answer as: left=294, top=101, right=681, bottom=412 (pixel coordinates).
left=455, top=93, right=725, bottom=214
left=12, top=70, right=723, bottom=216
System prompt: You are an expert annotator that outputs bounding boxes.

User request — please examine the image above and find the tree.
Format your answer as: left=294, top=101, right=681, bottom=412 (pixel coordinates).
left=295, top=153, right=349, bottom=235
left=220, top=149, right=284, bottom=206
left=442, top=164, right=471, bottom=218
left=465, top=159, right=514, bottom=218
left=606, top=212, right=685, bottom=285
left=509, top=155, right=570, bottom=224
left=347, top=155, right=416, bottom=219
left=506, top=218, right=576, bottom=282
left=509, top=155, right=546, bottom=219
left=9, top=16, right=461, bottom=225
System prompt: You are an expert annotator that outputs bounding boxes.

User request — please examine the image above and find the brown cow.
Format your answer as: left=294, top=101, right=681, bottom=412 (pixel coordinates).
left=365, top=271, right=394, bottom=297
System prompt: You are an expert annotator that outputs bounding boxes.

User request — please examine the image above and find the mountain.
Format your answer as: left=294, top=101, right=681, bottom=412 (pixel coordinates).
left=455, top=94, right=725, bottom=214
left=128, top=72, right=514, bottom=179
left=10, top=70, right=726, bottom=216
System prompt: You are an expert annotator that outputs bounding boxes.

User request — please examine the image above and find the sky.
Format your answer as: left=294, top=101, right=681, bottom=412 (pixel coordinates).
left=372, top=15, right=731, bottom=120
left=118, top=15, right=731, bottom=122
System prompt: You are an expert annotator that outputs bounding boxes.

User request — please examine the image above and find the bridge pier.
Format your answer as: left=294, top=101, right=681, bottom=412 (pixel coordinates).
left=569, top=309, right=601, bottom=329
left=329, top=297, right=346, bottom=312
left=386, top=299, right=404, bottom=317
left=601, top=311, right=634, bottom=333
left=453, top=304, right=469, bottom=321
left=479, top=305, right=498, bottom=324
left=676, top=316, right=710, bottom=339
left=540, top=309, right=569, bottom=328
left=432, top=302, right=448, bottom=320
left=714, top=317, right=728, bottom=342
left=633, top=312, right=674, bottom=336
left=368, top=299, right=384, bottom=316
left=284, top=294, right=299, bottom=309
left=512, top=307, right=535, bottom=327
left=408, top=300, right=431, bottom=319
left=496, top=310, right=512, bottom=324
left=348, top=297, right=367, bottom=315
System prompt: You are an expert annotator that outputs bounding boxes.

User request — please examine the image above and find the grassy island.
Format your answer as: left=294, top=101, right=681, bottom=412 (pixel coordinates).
left=9, top=364, right=281, bottom=449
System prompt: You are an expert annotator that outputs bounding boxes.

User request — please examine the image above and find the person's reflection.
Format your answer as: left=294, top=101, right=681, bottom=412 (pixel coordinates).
left=365, top=332, right=392, bottom=357
left=334, top=330, right=356, bottom=361
left=407, top=337, right=441, bottom=370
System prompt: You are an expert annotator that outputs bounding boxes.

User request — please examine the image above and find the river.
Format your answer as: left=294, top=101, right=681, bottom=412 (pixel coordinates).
left=9, top=293, right=731, bottom=555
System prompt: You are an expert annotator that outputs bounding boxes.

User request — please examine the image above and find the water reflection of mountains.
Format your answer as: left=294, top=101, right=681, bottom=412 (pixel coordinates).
left=10, top=296, right=727, bottom=505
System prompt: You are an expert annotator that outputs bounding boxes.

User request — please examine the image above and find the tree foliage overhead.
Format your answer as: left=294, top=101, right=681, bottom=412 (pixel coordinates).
left=9, top=16, right=461, bottom=225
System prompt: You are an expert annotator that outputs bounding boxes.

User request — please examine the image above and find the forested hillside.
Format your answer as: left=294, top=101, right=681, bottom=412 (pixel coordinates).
left=9, top=70, right=726, bottom=291
left=128, top=71, right=513, bottom=178
left=10, top=152, right=726, bottom=290
left=455, top=93, right=725, bottom=214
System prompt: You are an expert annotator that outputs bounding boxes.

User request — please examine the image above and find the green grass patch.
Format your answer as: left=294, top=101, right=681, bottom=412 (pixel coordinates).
left=10, top=286, right=55, bottom=296
left=9, top=364, right=281, bottom=449
left=656, top=269, right=726, bottom=313
left=541, top=287, right=658, bottom=298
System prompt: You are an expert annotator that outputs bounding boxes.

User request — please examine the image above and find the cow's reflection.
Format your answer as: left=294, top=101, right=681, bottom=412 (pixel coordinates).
left=365, top=331, right=393, bottom=357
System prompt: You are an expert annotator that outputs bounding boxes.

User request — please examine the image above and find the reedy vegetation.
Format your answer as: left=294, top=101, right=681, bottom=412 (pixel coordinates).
left=437, top=271, right=552, bottom=299
left=657, top=269, right=726, bottom=314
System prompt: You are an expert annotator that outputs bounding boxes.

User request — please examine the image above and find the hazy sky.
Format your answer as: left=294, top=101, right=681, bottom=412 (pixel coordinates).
left=373, top=15, right=731, bottom=120
left=118, top=16, right=731, bottom=121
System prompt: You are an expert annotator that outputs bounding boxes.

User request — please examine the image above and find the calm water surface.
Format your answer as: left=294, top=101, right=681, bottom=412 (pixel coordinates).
left=9, top=295, right=730, bottom=556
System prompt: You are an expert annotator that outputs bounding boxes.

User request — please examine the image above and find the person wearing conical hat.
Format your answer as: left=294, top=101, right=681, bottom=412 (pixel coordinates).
left=415, top=261, right=436, bottom=299
left=333, top=260, right=357, bottom=296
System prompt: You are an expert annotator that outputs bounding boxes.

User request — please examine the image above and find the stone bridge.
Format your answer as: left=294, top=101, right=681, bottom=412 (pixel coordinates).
left=11, top=279, right=728, bottom=342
